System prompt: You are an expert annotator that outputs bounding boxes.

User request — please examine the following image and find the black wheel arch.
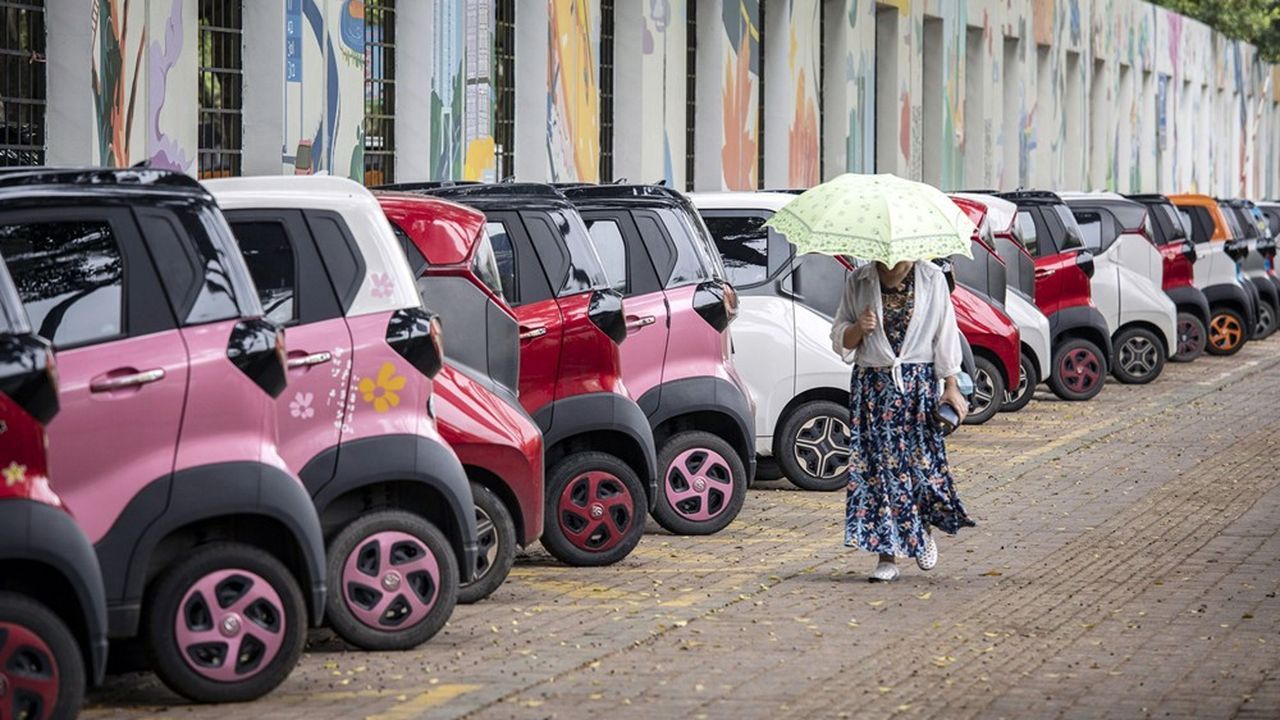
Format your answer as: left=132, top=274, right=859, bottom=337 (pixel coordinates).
left=1165, top=285, right=1211, bottom=327
left=0, top=500, right=109, bottom=685
left=637, top=376, right=757, bottom=483
left=301, top=435, right=480, bottom=583
left=534, top=392, right=659, bottom=508
left=92, top=461, right=327, bottom=637
left=1049, top=305, right=1114, bottom=368
left=970, top=346, right=1012, bottom=388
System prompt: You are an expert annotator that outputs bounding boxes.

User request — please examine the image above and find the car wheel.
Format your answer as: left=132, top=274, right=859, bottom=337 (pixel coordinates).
left=0, top=591, right=85, bottom=720
left=1047, top=338, right=1106, bottom=401
left=458, top=483, right=516, bottom=605
left=324, top=510, right=458, bottom=651
left=652, top=431, right=747, bottom=535
left=144, top=542, right=306, bottom=702
left=752, top=456, right=785, bottom=483
left=1001, top=351, right=1038, bottom=412
left=1172, top=312, right=1207, bottom=362
left=540, top=452, right=646, bottom=567
left=963, top=356, right=1006, bottom=425
left=775, top=400, right=851, bottom=492
left=1206, top=307, right=1247, bottom=356
left=1254, top=300, right=1277, bottom=339
left=1111, top=327, right=1166, bottom=384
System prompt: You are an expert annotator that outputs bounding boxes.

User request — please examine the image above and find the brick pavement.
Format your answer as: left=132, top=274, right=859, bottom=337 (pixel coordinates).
left=83, top=338, right=1280, bottom=720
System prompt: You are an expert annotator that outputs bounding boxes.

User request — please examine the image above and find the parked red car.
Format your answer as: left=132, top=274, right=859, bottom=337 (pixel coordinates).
left=379, top=192, right=545, bottom=603
left=389, top=182, right=658, bottom=568
left=997, top=191, right=1111, bottom=401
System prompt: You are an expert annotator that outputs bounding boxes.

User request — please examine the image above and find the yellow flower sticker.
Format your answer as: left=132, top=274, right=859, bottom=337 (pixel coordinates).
left=358, top=362, right=406, bottom=413
left=3, top=461, right=27, bottom=487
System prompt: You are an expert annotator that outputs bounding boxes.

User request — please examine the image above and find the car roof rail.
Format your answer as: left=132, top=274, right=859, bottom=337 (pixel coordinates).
left=409, top=182, right=569, bottom=201
left=560, top=183, right=687, bottom=203
left=0, top=166, right=205, bottom=192
left=955, top=188, right=1000, bottom=195
left=995, top=189, right=1064, bottom=204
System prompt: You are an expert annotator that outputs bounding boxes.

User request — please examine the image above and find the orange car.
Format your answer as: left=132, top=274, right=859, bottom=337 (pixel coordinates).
left=1168, top=194, right=1260, bottom=355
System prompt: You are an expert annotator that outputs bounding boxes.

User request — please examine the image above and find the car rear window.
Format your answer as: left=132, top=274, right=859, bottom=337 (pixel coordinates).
left=553, top=209, right=610, bottom=295
left=1052, top=205, right=1084, bottom=251
left=1219, top=204, right=1245, bottom=239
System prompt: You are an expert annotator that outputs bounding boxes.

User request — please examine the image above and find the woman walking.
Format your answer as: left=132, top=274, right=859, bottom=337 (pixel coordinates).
left=830, top=259, right=975, bottom=582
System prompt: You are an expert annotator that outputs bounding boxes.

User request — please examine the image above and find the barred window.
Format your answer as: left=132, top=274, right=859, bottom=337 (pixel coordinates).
left=598, top=0, right=614, bottom=183
left=198, top=0, right=242, bottom=178
left=495, top=0, right=515, bottom=180
left=685, top=0, right=696, bottom=191
left=0, top=0, right=45, bottom=167
left=364, top=0, right=396, bottom=186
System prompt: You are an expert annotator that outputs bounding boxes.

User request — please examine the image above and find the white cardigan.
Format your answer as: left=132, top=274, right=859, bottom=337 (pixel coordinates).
left=829, top=261, right=964, bottom=392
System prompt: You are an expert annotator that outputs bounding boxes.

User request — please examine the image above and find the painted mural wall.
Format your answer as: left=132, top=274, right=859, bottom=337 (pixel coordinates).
left=430, top=0, right=497, bottom=182
left=91, top=0, right=196, bottom=172
left=281, top=0, right=364, bottom=179
left=546, top=0, right=601, bottom=182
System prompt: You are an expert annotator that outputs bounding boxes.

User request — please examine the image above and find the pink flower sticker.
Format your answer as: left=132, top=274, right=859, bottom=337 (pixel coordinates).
left=370, top=272, right=395, bottom=299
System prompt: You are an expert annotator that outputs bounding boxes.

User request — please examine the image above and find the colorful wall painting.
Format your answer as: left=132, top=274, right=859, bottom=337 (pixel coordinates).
left=431, top=0, right=497, bottom=182
left=546, top=0, right=600, bottom=183
left=92, top=0, right=148, bottom=167
left=720, top=0, right=760, bottom=190
left=281, top=0, right=364, bottom=179
left=147, top=0, right=196, bottom=173
left=785, top=0, right=820, bottom=188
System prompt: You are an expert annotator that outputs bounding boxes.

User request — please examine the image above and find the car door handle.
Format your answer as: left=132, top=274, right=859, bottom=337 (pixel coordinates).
left=1034, top=268, right=1056, bottom=278
left=90, top=368, right=166, bottom=393
left=626, top=314, right=655, bottom=330
left=519, top=326, right=548, bottom=341
left=287, top=351, right=332, bottom=369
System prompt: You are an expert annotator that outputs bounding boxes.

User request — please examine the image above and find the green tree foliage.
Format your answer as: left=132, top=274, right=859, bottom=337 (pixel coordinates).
left=1153, top=0, right=1280, bottom=63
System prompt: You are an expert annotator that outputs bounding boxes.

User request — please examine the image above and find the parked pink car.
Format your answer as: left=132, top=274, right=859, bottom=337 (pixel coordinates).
left=211, top=176, right=478, bottom=651
left=0, top=168, right=326, bottom=703
left=563, top=184, right=754, bottom=535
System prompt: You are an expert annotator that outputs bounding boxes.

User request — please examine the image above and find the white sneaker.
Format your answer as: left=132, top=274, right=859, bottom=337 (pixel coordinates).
left=869, top=559, right=900, bottom=582
left=917, top=532, right=938, bottom=571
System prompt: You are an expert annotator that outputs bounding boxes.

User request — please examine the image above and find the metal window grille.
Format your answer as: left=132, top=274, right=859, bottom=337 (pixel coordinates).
left=756, top=0, right=764, bottom=188
left=598, top=0, right=614, bottom=183
left=685, top=0, right=696, bottom=191
left=364, top=0, right=395, bottom=186
left=495, top=0, right=515, bottom=181
left=0, top=0, right=45, bottom=167
left=197, top=0, right=242, bottom=178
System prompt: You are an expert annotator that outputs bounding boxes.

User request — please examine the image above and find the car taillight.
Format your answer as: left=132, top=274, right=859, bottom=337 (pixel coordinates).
left=1075, top=250, right=1095, bottom=278
left=387, top=307, right=444, bottom=378
left=0, top=333, right=59, bottom=425
left=693, top=279, right=738, bottom=332
left=588, top=289, right=627, bottom=345
left=228, top=319, right=289, bottom=398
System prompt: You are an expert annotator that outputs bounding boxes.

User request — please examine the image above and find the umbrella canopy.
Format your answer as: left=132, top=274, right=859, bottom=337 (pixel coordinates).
left=764, top=173, right=976, bottom=265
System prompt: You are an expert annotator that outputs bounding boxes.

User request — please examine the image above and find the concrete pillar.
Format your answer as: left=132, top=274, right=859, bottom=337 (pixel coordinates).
left=242, top=0, right=284, bottom=176
left=45, top=0, right=94, bottom=165
left=762, top=0, right=819, bottom=188
left=396, top=0, right=432, bottom=181
left=999, top=34, right=1022, bottom=189
left=962, top=24, right=986, bottom=189
left=513, top=0, right=547, bottom=181
left=613, top=0, right=687, bottom=187
left=693, top=0, right=762, bottom=191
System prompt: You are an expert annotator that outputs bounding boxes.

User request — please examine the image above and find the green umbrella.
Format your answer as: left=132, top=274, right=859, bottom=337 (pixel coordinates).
left=764, top=173, right=975, bottom=265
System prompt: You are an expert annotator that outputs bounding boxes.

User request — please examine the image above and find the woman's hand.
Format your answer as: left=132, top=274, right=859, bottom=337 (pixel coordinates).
left=940, top=377, right=969, bottom=424
left=857, top=308, right=877, bottom=334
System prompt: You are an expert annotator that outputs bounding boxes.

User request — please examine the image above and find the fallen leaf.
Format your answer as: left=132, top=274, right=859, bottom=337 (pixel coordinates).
left=917, top=592, right=933, bottom=600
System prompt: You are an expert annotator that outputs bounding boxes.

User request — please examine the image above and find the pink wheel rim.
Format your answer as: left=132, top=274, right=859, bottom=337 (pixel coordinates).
left=664, top=447, right=734, bottom=522
left=341, top=531, right=440, bottom=631
left=1059, top=347, right=1101, bottom=393
left=174, top=569, right=287, bottom=683
left=0, top=621, right=60, bottom=719
left=557, top=472, right=635, bottom=552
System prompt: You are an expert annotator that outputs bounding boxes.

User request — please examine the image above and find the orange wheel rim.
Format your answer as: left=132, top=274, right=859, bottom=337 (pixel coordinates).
left=1210, top=315, right=1242, bottom=349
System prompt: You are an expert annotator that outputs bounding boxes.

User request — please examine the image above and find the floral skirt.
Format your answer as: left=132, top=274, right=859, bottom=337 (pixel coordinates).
left=844, top=362, right=975, bottom=557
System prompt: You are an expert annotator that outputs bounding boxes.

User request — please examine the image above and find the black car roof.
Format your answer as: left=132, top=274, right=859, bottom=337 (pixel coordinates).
left=379, top=181, right=574, bottom=210
left=995, top=189, right=1065, bottom=206
left=1125, top=193, right=1172, bottom=205
left=560, top=183, right=694, bottom=210
left=1062, top=195, right=1147, bottom=230
left=0, top=167, right=211, bottom=201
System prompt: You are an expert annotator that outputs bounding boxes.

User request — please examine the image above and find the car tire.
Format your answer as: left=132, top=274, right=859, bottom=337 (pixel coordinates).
left=775, top=400, right=850, bottom=492
left=1172, top=312, right=1207, bottom=362
left=752, top=456, right=785, bottom=483
left=652, top=431, right=747, bottom=535
left=324, top=510, right=458, bottom=651
left=144, top=542, right=306, bottom=703
left=1206, top=307, right=1248, bottom=356
left=1001, top=351, right=1038, bottom=413
left=458, top=483, right=516, bottom=605
left=964, top=356, right=1006, bottom=425
left=0, top=591, right=85, bottom=720
left=1047, top=337, right=1106, bottom=401
left=540, top=452, right=646, bottom=567
left=1254, top=298, right=1278, bottom=339
left=1111, top=326, right=1166, bottom=384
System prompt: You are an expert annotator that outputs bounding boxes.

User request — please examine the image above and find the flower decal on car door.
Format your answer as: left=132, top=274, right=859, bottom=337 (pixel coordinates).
left=359, top=362, right=406, bottom=413
left=289, top=392, right=315, bottom=419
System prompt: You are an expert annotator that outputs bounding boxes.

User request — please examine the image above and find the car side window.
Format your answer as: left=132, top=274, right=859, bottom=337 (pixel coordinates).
left=1072, top=210, right=1104, bottom=251
left=1014, top=210, right=1040, bottom=257
left=229, top=221, right=298, bottom=326
left=485, top=221, right=518, bottom=305
left=702, top=215, right=769, bottom=288
left=585, top=219, right=629, bottom=294
left=0, top=220, right=125, bottom=348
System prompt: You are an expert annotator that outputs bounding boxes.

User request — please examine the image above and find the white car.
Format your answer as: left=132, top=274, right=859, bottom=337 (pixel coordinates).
left=1061, top=193, right=1178, bottom=385
left=951, top=193, right=1052, bottom=413
left=691, top=192, right=976, bottom=491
